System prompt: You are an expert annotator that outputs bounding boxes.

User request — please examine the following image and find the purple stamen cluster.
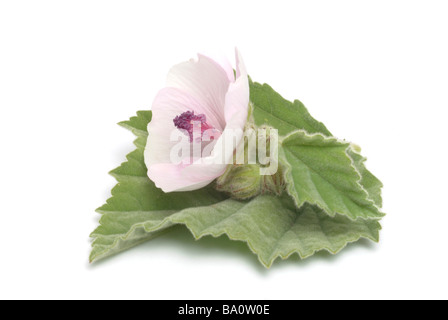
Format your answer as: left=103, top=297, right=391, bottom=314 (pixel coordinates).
left=173, top=111, right=212, bottom=142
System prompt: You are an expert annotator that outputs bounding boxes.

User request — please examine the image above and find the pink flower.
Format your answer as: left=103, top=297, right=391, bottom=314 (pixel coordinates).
left=145, top=49, right=249, bottom=192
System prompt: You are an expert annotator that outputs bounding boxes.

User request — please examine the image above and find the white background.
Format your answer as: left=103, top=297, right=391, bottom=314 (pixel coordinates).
left=1, top=0, right=447, bottom=300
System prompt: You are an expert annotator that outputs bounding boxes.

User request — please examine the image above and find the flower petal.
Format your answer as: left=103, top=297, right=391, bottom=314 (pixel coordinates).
left=166, top=54, right=231, bottom=130
left=224, top=48, right=250, bottom=124
left=146, top=87, right=228, bottom=192
left=199, top=50, right=235, bottom=83
left=145, top=87, right=202, bottom=167
left=148, top=163, right=213, bottom=192
left=145, top=50, right=250, bottom=193
left=180, top=50, right=250, bottom=186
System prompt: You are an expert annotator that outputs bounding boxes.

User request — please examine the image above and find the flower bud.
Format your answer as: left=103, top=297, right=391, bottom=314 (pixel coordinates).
left=261, top=165, right=285, bottom=196
left=216, top=163, right=285, bottom=200
left=216, top=164, right=262, bottom=200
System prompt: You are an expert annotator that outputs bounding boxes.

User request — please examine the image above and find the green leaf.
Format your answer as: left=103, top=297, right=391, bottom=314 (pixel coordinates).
left=281, top=130, right=384, bottom=220
left=92, top=79, right=385, bottom=265
left=90, top=111, right=228, bottom=263
left=250, top=80, right=332, bottom=137
left=118, top=110, right=152, bottom=137
left=92, top=194, right=380, bottom=268
left=348, top=148, right=383, bottom=207
left=250, top=80, right=383, bottom=217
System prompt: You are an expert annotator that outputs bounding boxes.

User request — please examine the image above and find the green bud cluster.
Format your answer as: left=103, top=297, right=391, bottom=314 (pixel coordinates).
left=215, top=116, right=285, bottom=200
left=216, top=163, right=285, bottom=200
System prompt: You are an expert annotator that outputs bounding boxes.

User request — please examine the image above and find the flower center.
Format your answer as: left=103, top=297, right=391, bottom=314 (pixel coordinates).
left=173, top=111, right=218, bottom=142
